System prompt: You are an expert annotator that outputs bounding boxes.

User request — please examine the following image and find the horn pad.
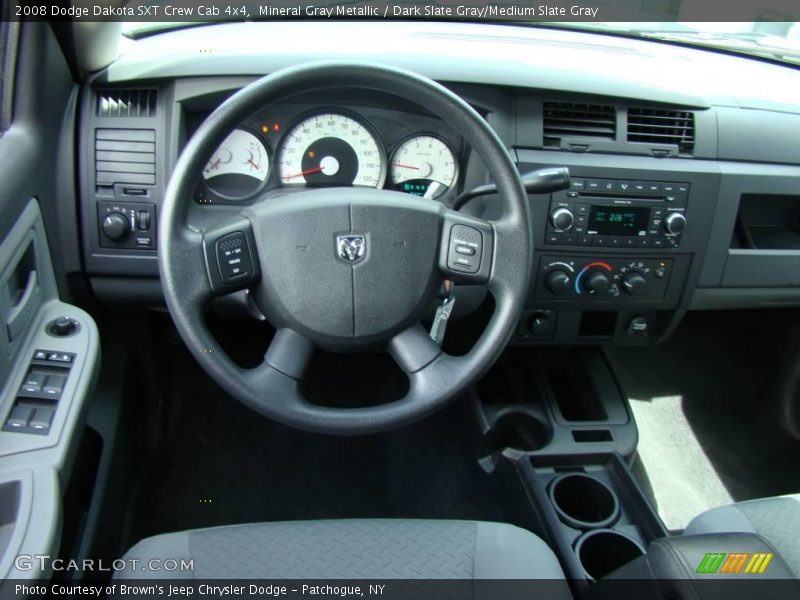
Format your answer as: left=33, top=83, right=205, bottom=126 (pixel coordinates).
left=245, top=188, right=443, bottom=349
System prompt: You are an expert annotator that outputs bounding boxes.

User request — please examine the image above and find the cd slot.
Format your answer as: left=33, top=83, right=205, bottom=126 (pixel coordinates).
left=578, top=193, right=663, bottom=202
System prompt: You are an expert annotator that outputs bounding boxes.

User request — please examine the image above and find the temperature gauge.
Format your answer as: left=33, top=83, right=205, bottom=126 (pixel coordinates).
left=202, top=128, right=270, bottom=201
left=390, top=135, right=458, bottom=199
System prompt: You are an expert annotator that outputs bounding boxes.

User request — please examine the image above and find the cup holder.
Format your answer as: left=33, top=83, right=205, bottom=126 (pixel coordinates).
left=485, top=411, right=551, bottom=453
left=549, top=473, right=620, bottom=529
left=574, top=529, right=645, bottom=581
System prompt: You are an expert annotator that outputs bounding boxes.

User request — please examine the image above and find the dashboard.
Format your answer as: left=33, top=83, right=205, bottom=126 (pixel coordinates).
left=76, top=21, right=800, bottom=347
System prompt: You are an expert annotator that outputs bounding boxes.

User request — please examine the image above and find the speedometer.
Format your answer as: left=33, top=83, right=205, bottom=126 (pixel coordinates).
left=277, top=112, right=385, bottom=188
left=390, top=135, right=458, bottom=199
left=202, top=128, right=270, bottom=201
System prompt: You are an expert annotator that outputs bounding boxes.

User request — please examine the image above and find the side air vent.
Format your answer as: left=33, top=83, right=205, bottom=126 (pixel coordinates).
left=96, top=89, right=157, bottom=118
left=543, top=102, right=616, bottom=146
left=627, top=108, right=695, bottom=152
left=95, top=129, right=156, bottom=186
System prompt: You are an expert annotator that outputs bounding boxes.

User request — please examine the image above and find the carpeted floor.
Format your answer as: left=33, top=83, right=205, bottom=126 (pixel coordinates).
left=606, top=310, right=800, bottom=531
left=126, top=350, right=504, bottom=546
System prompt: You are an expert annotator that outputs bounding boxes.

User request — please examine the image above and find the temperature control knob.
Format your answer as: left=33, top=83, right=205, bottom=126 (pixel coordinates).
left=102, top=212, right=130, bottom=240
left=550, top=208, right=574, bottom=232
left=544, top=269, right=571, bottom=295
left=622, top=272, right=647, bottom=296
left=583, top=270, right=610, bottom=295
left=664, top=212, right=687, bottom=235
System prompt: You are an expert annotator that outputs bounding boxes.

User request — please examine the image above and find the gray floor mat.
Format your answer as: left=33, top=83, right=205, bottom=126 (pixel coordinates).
left=606, top=311, right=800, bottom=531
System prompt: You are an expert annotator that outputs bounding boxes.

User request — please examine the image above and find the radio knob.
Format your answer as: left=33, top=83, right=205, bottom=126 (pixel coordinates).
left=664, top=212, right=687, bottom=235
left=583, top=270, right=610, bottom=295
left=544, top=269, right=571, bottom=295
left=550, top=208, right=574, bottom=232
left=622, top=272, right=647, bottom=295
left=102, top=212, right=130, bottom=240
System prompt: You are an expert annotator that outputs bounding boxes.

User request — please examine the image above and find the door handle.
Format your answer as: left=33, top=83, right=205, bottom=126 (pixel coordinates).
left=6, top=270, right=38, bottom=342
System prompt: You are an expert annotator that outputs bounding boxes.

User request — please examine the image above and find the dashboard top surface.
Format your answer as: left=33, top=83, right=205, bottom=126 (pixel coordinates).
left=110, top=21, right=800, bottom=114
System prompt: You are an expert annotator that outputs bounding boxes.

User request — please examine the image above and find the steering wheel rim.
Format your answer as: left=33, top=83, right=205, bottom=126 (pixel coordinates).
left=160, top=61, right=531, bottom=435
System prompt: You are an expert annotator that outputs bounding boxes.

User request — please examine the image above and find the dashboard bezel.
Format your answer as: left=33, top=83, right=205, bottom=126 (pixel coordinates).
left=189, top=97, right=468, bottom=206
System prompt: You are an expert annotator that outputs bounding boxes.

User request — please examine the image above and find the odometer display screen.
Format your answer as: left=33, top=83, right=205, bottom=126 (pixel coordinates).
left=588, top=206, right=649, bottom=236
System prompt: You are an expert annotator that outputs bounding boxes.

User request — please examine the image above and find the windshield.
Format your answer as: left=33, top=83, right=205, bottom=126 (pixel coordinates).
left=121, top=15, right=800, bottom=67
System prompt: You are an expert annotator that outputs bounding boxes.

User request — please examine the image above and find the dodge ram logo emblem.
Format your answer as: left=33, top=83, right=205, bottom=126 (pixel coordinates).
left=336, top=235, right=366, bottom=263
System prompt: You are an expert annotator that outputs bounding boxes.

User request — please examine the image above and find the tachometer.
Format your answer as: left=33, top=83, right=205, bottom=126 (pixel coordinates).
left=202, top=128, right=270, bottom=200
left=390, top=135, right=458, bottom=199
left=277, top=112, right=385, bottom=188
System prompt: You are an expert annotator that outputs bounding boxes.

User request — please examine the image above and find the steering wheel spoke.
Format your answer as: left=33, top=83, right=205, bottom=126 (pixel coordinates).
left=264, top=328, right=315, bottom=380
left=438, top=209, right=494, bottom=285
left=201, top=216, right=261, bottom=296
left=388, top=323, right=442, bottom=374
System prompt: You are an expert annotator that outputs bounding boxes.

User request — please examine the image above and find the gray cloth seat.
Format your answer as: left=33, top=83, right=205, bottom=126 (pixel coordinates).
left=117, top=519, right=570, bottom=589
left=685, top=494, right=800, bottom=577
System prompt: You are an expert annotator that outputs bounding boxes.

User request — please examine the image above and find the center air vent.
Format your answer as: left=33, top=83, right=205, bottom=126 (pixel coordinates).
left=627, top=108, right=694, bottom=152
left=96, top=89, right=157, bottom=118
left=543, top=102, right=616, bottom=147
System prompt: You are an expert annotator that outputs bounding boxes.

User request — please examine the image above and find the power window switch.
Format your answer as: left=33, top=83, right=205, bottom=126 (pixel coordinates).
left=5, top=406, right=33, bottom=430
left=42, top=375, right=66, bottom=397
left=29, top=408, right=55, bottom=433
left=21, top=372, right=46, bottom=394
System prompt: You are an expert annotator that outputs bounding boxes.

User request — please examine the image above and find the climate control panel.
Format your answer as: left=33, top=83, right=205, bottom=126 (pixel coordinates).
left=535, top=256, right=674, bottom=301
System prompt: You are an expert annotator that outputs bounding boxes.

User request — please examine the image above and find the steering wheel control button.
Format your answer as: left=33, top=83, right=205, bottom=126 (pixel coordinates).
left=448, top=224, right=482, bottom=273
left=215, top=232, right=253, bottom=283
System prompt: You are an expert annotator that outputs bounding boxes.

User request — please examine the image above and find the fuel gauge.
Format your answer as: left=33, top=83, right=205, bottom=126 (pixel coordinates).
left=202, top=128, right=270, bottom=201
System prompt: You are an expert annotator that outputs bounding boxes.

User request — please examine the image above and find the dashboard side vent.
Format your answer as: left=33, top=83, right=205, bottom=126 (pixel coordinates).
left=96, top=89, right=157, bottom=118
left=543, top=102, right=616, bottom=146
left=627, top=108, right=695, bottom=152
left=94, top=129, right=156, bottom=186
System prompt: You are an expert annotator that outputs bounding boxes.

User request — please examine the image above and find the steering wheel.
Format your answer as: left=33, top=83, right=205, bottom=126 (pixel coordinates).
left=159, top=62, right=531, bottom=435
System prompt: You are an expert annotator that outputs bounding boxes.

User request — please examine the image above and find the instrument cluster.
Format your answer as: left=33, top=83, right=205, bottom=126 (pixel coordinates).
left=195, top=105, right=463, bottom=205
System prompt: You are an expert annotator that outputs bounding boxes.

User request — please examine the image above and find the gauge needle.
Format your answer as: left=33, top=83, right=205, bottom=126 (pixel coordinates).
left=246, top=159, right=259, bottom=170
left=206, top=158, right=221, bottom=171
left=282, top=166, right=323, bottom=180
left=392, top=163, right=418, bottom=170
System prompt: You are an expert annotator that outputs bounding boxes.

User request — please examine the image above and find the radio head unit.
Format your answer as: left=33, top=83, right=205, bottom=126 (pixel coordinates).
left=545, top=177, right=689, bottom=249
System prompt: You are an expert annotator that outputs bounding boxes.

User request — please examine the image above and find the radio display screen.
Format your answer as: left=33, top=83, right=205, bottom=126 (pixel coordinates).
left=588, top=206, right=649, bottom=236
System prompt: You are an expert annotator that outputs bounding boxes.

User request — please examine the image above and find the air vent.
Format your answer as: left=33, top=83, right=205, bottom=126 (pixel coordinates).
left=96, top=89, right=157, bottom=118
left=627, top=108, right=694, bottom=152
left=543, top=102, right=616, bottom=146
left=94, top=129, right=156, bottom=186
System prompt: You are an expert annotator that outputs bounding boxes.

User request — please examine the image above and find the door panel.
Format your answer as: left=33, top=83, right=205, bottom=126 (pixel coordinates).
left=0, top=22, right=102, bottom=583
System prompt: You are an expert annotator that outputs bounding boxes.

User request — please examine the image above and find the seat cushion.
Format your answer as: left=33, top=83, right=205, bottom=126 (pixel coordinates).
left=684, top=494, right=800, bottom=577
left=117, top=519, right=568, bottom=583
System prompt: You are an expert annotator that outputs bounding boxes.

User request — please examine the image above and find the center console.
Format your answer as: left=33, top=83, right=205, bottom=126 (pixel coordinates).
left=515, top=150, right=721, bottom=346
